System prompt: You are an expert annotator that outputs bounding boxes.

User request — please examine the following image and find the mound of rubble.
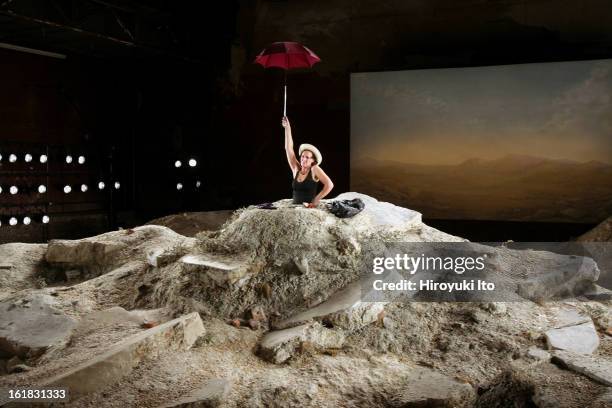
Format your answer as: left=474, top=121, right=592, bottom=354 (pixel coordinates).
left=0, top=193, right=611, bottom=407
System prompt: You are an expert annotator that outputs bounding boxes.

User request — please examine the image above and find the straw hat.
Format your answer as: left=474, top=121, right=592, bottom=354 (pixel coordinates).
left=298, top=143, right=322, bottom=165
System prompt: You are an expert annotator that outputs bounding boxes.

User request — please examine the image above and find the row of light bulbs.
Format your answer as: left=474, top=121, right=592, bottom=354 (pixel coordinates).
left=176, top=181, right=202, bottom=190
left=0, top=154, right=88, bottom=164
left=0, top=182, right=120, bottom=195
left=174, top=159, right=197, bottom=168
left=1, top=215, right=50, bottom=227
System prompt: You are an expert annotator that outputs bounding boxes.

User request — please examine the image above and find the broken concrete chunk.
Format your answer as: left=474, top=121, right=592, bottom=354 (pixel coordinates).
left=6, top=356, right=30, bottom=373
left=42, top=312, right=204, bottom=398
left=293, top=257, right=309, bottom=274
left=526, top=346, right=551, bottom=361
left=0, top=294, right=76, bottom=358
left=516, top=255, right=599, bottom=301
left=46, top=240, right=126, bottom=265
left=550, top=308, right=591, bottom=328
left=545, top=321, right=599, bottom=354
left=390, top=366, right=475, bottom=407
left=552, top=350, right=612, bottom=386
left=181, top=254, right=253, bottom=285
left=160, top=378, right=231, bottom=408
left=593, top=388, right=612, bottom=407
left=275, top=282, right=384, bottom=332
left=259, top=323, right=345, bottom=364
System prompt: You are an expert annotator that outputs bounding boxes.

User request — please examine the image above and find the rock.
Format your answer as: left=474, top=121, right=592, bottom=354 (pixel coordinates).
left=580, top=284, right=612, bottom=301
left=6, top=356, right=30, bottom=373
left=593, top=388, right=612, bottom=407
left=42, top=312, right=204, bottom=398
left=545, top=321, right=599, bottom=354
left=146, top=248, right=166, bottom=267
left=526, top=346, right=551, bottom=361
left=46, top=239, right=126, bottom=265
left=160, top=378, right=231, bottom=408
left=482, top=302, right=507, bottom=315
left=293, top=257, right=310, bottom=274
left=275, top=282, right=385, bottom=332
left=516, top=253, right=599, bottom=301
left=260, top=283, right=272, bottom=299
left=0, top=294, right=77, bottom=357
left=550, top=308, right=591, bottom=328
left=551, top=350, right=612, bottom=386
left=181, top=254, right=254, bottom=285
left=259, top=323, right=345, bottom=364
left=248, top=319, right=260, bottom=330
left=382, top=317, right=396, bottom=330
left=249, top=305, right=267, bottom=322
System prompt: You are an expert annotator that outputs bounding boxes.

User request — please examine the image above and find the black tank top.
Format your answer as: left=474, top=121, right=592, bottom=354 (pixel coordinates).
left=292, top=168, right=319, bottom=204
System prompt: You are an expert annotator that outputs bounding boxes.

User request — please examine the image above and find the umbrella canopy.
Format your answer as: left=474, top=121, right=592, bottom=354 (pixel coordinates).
left=254, top=41, right=320, bottom=70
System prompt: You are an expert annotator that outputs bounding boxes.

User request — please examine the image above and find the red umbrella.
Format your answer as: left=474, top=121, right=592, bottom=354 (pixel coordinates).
left=254, top=41, right=321, bottom=116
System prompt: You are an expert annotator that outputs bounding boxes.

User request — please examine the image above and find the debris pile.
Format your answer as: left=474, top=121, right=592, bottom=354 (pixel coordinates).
left=0, top=193, right=610, bottom=407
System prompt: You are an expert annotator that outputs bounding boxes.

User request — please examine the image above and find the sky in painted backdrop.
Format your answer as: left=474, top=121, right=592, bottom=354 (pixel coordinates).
left=351, top=59, right=612, bottom=165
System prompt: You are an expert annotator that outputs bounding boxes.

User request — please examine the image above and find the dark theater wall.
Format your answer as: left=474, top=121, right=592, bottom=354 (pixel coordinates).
left=1, top=0, right=612, bottom=242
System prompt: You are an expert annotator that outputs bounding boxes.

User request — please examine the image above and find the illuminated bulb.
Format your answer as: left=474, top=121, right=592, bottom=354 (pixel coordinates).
left=81, top=184, right=88, bottom=192
left=189, top=159, right=197, bottom=167
left=98, top=182, right=105, bottom=190
left=9, top=217, right=17, bottom=226
left=65, top=155, right=73, bottom=164
left=64, top=185, right=71, bottom=194
left=174, top=160, right=182, bottom=168
left=0, top=153, right=2, bottom=161
left=42, top=215, right=49, bottom=224
left=9, top=154, right=17, bottom=163
left=78, top=156, right=85, bottom=164
left=38, top=185, right=46, bottom=194
left=176, top=183, right=183, bottom=191
left=23, top=216, right=31, bottom=225
left=0, top=186, right=2, bottom=194
left=114, top=182, right=120, bottom=190
left=25, top=153, right=32, bottom=162
left=39, top=154, right=48, bottom=163
left=195, top=181, right=201, bottom=188
left=9, top=186, right=18, bottom=195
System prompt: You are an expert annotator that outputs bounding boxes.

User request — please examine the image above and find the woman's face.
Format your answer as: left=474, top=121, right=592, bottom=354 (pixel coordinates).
left=300, top=150, right=315, bottom=168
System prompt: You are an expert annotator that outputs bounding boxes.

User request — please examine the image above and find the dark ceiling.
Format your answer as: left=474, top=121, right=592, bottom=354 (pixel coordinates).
left=0, top=0, right=238, bottom=62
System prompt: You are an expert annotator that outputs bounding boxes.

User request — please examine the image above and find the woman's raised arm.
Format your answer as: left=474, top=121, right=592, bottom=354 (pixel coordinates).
left=282, top=116, right=299, bottom=176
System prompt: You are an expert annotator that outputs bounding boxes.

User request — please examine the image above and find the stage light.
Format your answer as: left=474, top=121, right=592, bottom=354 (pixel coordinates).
left=114, top=182, right=120, bottom=190
left=9, top=154, right=17, bottom=163
left=64, top=185, right=71, bottom=194
left=189, top=159, right=197, bottom=167
left=42, top=215, right=49, bottom=224
left=24, top=153, right=32, bottom=162
left=196, top=180, right=201, bottom=188
left=81, top=184, right=88, bottom=192
left=9, top=186, right=18, bottom=195
left=175, top=160, right=182, bottom=168
left=39, top=154, right=48, bottom=163
left=23, top=216, right=31, bottom=225
left=38, top=185, right=46, bottom=194
left=0, top=186, right=2, bottom=194
left=78, top=156, right=85, bottom=164
left=0, top=153, right=2, bottom=161
left=176, top=183, right=183, bottom=191
left=65, top=155, right=73, bottom=164
left=9, top=217, right=17, bottom=226
left=98, top=181, right=105, bottom=190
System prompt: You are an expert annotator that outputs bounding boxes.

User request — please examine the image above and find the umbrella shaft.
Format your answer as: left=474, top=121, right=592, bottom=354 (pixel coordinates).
left=283, top=85, right=287, bottom=116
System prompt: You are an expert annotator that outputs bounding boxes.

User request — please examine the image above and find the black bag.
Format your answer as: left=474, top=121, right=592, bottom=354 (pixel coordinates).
left=327, top=198, right=365, bottom=218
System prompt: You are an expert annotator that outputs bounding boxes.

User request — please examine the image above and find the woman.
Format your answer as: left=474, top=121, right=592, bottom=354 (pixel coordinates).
left=282, top=116, right=334, bottom=207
